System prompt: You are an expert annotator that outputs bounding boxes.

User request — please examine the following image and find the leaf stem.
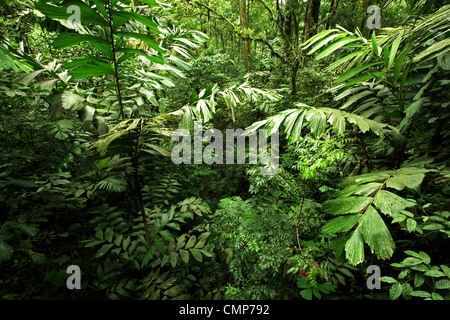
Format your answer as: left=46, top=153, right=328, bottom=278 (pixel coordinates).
left=107, top=0, right=126, bottom=121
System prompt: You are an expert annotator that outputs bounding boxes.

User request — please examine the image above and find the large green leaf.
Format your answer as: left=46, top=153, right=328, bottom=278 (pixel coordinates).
left=117, top=32, right=166, bottom=54
left=52, top=33, right=109, bottom=49
left=189, top=248, right=203, bottom=262
left=386, top=170, right=426, bottom=192
left=359, top=205, right=395, bottom=260
left=112, top=10, right=159, bottom=32
left=323, top=196, right=372, bottom=216
left=304, top=108, right=326, bottom=136
left=315, top=37, right=360, bottom=60
left=393, top=47, right=409, bottom=82
left=340, top=170, right=390, bottom=188
left=179, top=249, right=189, bottom=264
left=116, top=48, right=165, bottom=65
left=340, top=90, right=374, bottom=110
left=307, top=33, right=346, bottom=55
left=36, top=0, right=109, bottom=27
left=346, top=113, right=370, bottom=133
left=69, top=61, right=115, bottom=78
left=302, top=29, right=339, bottom=49
left=326, top=50, right=369, bottom=72
left=345, top=227, right=365, bottom=266
left=388, top=30, right=404, bottom=69
left=327, top=109, right=346, bottom=135
left=398, top=98, right=426, bottom=133
left=336, top=62, right=383, bottom=83
left=61, top=91, right=85, bottom=110
left=336, top=182, right=382, bottom=198
left=413, top=38, right=450, bottom=64
left=389, top=283, right=403, bottom=300
left=283, top=109, right=305, bottom=140
left=373, top=190, right=416, bottom=216
left=52, top=34, right=113, bottom=58
left=371, top=32, right=381, bottom=57
left=321, top=214, right=361, bottom=233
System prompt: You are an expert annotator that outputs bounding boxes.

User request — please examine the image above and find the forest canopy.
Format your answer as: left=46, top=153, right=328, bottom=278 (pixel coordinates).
left=0, top=0, right=449, bottom=301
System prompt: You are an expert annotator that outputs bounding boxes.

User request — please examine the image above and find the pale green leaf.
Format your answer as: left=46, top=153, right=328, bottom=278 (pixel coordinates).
left=380, top=276, right=397, bottom=283
left=336, top=62, right=383, bottom=83
left=321, top=214, right=361, bottom=234
left=179, top=249, right=189, bottom=264
left=406, top=218, right=417, bottom=232
left=388, top=30, right=404, bottom=69
left=325, top=50, right=368, bottom=71
left=359, top=205, right=395, bottom=260
left=386, top=169, right=425, bottom=192
left=345, top=227, right=365, bottom=265
left=393, top=48, right=409, bottom=82
left=424, top=270, right=445, bottom=278
left=185, top=235, right=196, bottom=249
left=337, top=182, right=382, bottom=198
left=61, top=91, right=85, bottom=110
left=315, top=37, right=360, bottom=60
left=323, top=196, right=372, bottom=216
left=389, top=283, right=403, bottom=300
left=410, top=291, right=431, bottom=298
left=373, top=190, right=415, bottom=215
left=189, top=248, right=203, bottom=262
left=418, top=251, right=431, bottom=264
left=435, top=279, right=450, bottom=290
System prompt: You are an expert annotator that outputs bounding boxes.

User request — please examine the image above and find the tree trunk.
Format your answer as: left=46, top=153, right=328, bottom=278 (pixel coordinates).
left=239, top=0, right=250, bottom=72
left=325, top=0, right=339, bottom=30
left=220, top=32, right=225, bottom=53
left=303, top=0, right=321, bottom=40
left=291, top=59, right=299, bottom=100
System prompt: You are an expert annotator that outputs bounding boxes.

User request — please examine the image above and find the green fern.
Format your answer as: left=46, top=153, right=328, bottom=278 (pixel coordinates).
left=322, top=166, right=432, bottom=265
left=305, top=5, right=450, bottom=128
left=245, top=103, right=402, bottom=142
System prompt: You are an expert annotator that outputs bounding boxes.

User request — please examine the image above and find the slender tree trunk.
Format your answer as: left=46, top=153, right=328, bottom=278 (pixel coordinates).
left=107, top=1, right=151, bottom=245
left=303, top=0, right=321, bottom=40
left=292, top=3, right=299, bottom=47
left=291, top=59, right=299, bottom=100
left=325, top=0, right=340, bottom=29
left=239, top=0, right=250, bottom=72
left=220, top=32, right=225, bottom=53
left=107, top=0, right=125, bottom=121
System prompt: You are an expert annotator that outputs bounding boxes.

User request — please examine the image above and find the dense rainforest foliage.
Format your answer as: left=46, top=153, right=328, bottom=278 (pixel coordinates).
left=0, top=0, right=449, bottom=301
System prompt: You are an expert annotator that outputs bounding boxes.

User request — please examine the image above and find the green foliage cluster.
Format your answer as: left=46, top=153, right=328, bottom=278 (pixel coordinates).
left=0, top=0, right=448, bottom=301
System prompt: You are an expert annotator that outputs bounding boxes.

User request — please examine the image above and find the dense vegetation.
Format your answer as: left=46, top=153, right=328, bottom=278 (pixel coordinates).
left=0, top=0, right=449, bottom=300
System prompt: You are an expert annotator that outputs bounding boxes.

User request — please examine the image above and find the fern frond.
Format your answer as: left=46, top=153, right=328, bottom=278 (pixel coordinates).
left=245, top=104, right=402, bottom=142
left=322, top=166, right=432, bottom=265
